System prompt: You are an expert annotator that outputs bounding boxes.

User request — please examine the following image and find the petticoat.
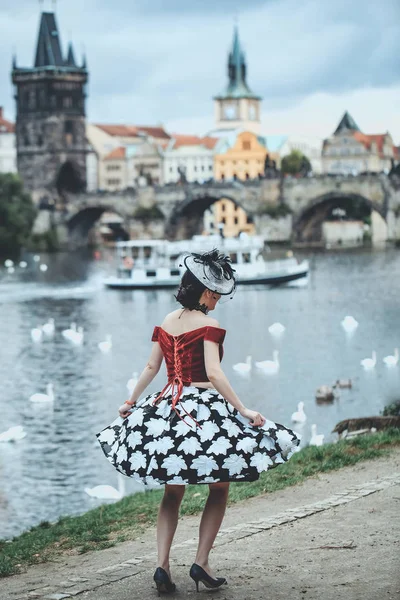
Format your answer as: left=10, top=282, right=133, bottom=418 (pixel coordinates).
left=96, top=386, right=301, bottom=485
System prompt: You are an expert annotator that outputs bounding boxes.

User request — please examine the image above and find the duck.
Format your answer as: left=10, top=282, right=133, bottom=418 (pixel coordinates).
left=291, top=401, right=306, bottom=424
left=383, top=348, right=399, bottom=367
left=126, top=372, right=139, bottom=394
left=309, top=424, right=324, bottom=446
left=334, top=379, right=352, bottom=389
left=232, top=355, right=252, bottom=374
left=85, top=472, right=126, bottom=500
left=29, top=383, right=55, bottom=403
left=31, top=326, right=43, bottom=343
left=42, top=318, right=55, bottom=336
left=62, top=322, right=77, bottom=341
left=255, top=350, right=279, bottom=374
left=0, top=425, right=26, bottom=442
left=98, top=334, right=112, bottom=353
left=341, top=316, right=359, bottom=333
left=360, top=351, right=377, bottom=370
left=268, top=322, right=285, bottom=336
left=315, top=385, right=335, bottom=402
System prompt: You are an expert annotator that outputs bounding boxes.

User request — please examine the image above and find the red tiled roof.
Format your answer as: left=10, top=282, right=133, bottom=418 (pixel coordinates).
left=104, top=146, right=126, bottom=160
left=171, top=134, right=218, bottom=149
left=0, top=107, right=15, bottom=133
left=353, top=132, right=390, bottom=156
left=95, top=124, right=170, bottom=140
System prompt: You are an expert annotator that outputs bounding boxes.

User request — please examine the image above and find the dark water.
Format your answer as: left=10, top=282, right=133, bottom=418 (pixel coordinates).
left=0, top=248, right=399, bottom=539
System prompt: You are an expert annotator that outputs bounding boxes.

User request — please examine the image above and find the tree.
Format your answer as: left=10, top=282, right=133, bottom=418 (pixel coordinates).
left=281, top=150, right=312, bottom=176
left=0, top=173, right=37, bottom=257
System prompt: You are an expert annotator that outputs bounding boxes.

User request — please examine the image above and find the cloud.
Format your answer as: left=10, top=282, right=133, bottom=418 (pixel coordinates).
left=0, top=0, right=399, bottom=141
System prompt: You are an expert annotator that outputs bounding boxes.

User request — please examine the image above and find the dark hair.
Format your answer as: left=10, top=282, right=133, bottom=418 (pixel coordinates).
left=175, top=270, right=207, bottom=309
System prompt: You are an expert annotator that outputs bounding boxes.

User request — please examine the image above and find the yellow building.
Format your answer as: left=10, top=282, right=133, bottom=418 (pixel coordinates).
left=203, top=198, right=255, bottom=237
left=214, top=131, right=269, bottom=181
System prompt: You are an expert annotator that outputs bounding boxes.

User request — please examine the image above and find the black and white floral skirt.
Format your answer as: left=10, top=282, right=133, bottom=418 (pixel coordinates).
left=96, top=386, right=301, bottom=485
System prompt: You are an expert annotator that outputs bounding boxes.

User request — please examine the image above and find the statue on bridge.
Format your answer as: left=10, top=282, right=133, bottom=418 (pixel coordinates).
left=177, top=165, right=187, bottom=185
left=263, top=154, right=279, bottom=179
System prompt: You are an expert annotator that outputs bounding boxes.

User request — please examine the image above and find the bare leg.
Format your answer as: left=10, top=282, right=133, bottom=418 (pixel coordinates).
left=194, top=482, right=230, bottom=577
left=156, top=484, right=186, bottom=577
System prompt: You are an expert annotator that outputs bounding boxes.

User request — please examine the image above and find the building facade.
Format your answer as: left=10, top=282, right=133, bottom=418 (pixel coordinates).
left=203, top=198, right=255, bottom=237
left=322, top=112, right=398, bottom=175
left=163, top=135, right=218, bottom=184
left=214, top=131, right=269, bottom=181
left=0, top=107, right=17, bottom=174
left=213, top=27, right=262, bottom=135
left=12, top=11, right=88, bottom=201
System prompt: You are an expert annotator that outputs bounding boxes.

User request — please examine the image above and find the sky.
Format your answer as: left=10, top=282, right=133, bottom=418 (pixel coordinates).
left=0, top=0, right=399, bottom=142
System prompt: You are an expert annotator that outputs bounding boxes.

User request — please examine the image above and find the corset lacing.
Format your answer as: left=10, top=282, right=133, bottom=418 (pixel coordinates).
left=152, top=342, right=202, bottom=429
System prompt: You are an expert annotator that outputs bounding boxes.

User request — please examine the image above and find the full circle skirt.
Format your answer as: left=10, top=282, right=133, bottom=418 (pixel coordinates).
left=96, top=386, right=301, bottom=485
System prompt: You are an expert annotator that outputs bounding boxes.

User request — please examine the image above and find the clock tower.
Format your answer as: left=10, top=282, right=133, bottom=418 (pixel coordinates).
left=214, top=27, right=262, bottom=134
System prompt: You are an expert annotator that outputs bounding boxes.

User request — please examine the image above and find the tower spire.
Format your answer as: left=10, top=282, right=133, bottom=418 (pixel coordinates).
left=34, top=11, right=63, bottom=67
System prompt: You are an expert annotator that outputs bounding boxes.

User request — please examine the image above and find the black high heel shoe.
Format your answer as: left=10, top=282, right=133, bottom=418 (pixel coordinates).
left=189, top=563, right=227, bottom=592
left=153, top=567, right=176, bottom=596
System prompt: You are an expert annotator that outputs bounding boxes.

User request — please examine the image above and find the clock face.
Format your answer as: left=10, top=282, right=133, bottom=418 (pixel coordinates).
left=224, top=103, right=237, bottom=120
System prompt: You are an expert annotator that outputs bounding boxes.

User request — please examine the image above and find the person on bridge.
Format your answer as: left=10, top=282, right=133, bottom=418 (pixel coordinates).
left=96, top=249, right=301, bottom=595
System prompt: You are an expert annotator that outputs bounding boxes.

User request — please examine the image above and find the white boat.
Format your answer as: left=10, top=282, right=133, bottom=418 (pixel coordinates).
left=103, top=235, right=309, bottom=290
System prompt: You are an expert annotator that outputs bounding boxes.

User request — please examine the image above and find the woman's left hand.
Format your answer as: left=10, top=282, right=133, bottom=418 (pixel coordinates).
left=119, top=402, right=134, bottom=418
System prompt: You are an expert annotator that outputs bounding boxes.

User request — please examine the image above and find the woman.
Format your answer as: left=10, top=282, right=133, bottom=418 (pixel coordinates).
left=97, top=249, right=300, bottom=595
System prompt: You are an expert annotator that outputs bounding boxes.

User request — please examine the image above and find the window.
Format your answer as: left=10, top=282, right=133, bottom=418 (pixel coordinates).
left=65, top=120, right=74, bottom=146
left=221, top=217, right=226, bottom=224
left=107, top=178, right=121, bottom=185
left=201, top=166, right=204, bottom=171
left=63, top=97, right=73, bottom=108
left=234, top=217, right=238, bottom=225
left=242, top=141, right=251, bottom=150
left=221, top=203, right=225, bottom=212
left=170, top=269, right=180, bottom=276
left=169, top=167, right=173, bottom=173
left=229, top=253, right=238, bottom=264
left=194, top=166, right=197, bottom=172
left=146, top=270, right=156, bottom=277
left=209, top=165, right=213, bottom=171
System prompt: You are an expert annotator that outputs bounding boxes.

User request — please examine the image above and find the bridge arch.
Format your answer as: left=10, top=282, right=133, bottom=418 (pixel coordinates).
left=67, top=205, right=128, bottom=246
left=293, top=191, right=386, bottom=245
left=166, top=193, right=255, bottom=239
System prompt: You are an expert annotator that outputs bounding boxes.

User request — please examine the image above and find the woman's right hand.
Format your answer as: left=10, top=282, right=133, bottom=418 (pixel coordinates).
left=119, top=402, right=134, bottom=419
left=239, top=407, right=266, bottom=427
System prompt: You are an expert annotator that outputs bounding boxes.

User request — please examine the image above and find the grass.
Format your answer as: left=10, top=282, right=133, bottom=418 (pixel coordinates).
left=1, top=428, right=399, bottom=578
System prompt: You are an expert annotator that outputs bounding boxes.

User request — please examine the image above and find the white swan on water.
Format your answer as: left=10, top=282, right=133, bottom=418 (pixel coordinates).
left=310, top=424, right=324, bottom=447
left=31, top=326, right=43, bottom=343
left=4, top=259, right=13, bottom=268
left=341, top=316, right=359, bottom=333
left=383, top=348, right=399, bottom=367
left=29, top=383, right=54, bottom=403
left=233, top=355, right=252, bottom=374
left=62, top=323, right=77, bottom=341
left=360, top=351, right=377, bottom=370
left=0, top=425, right=26, bottom=442
left=291, top=401, right=306, bottom=424
left=70, top=326, right=84, bottom=345
left=42, top=318, right=55, bottom=336
left=268, top=322, right=285, bottom=336
left=85, top=472, right=126, bottom=500
left=255, top=350, right=280, bottom=374
left=98, top=334, right=112, bottom=353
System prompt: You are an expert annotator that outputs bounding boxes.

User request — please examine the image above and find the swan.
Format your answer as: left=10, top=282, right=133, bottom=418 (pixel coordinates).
left=39, top=264, right=48, bottom=272
left=4, top=259, right=13, bottom=268
left=341, top=316, right=359, bottom=333
left=62, top=322, right=77, bottom=341
left=98, top=334, right=112, bottom=353
left=42, top=318, right=55, bottom=336
left=233, top=355, right=252, bottom=374
left=383, top=348, right=399, bottom=367
left=31, top=326, right=43, bottom=343
left=126, top=372, right=139, bottom=394
left=85, top=472, right=126, bottom=500
left=360, top=351, right=377, bottom=370
left=19, top=261, right=28, bottom=268
left=0, top=425, right=26, bottom=442
left=69, top=326, right=84, bottom=345
left=29, top=383, right=54, bottom=403
left=255, top=350, right=279, bottom=374
left=268, top=322, right=285, bottom=336
left=291, top=401, right=306, bottom=423
left=309, top=424, right=324, bottom=447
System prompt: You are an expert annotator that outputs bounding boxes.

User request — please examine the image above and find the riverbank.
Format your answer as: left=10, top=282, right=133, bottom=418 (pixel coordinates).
left=1, top=428, right=399, bottom=580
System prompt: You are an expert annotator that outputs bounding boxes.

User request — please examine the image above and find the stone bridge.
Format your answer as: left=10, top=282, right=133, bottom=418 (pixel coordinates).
left=62, top=174, right=400, bottom=246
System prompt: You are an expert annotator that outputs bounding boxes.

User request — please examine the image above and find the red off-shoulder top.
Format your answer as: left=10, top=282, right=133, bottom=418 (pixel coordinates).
left=151, top=325, right=226, bottom=425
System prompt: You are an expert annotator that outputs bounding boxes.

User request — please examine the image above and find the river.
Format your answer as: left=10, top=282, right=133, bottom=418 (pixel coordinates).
left=0, top=248, right=399, bottom=539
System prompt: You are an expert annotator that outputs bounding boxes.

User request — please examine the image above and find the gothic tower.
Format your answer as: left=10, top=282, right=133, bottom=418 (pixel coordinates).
left=12, top=11, right=88, bottom=201
left=214, top=27, right=262, bottom=134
